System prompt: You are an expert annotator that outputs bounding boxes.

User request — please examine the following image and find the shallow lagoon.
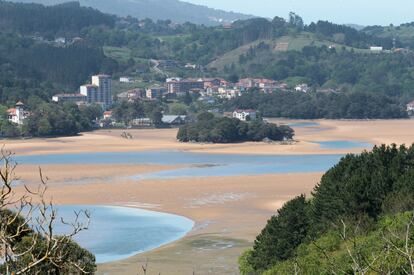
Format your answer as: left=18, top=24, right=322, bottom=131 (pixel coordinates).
left=314, top=140, right=372, bottom=149
left=52, top=205, right=194, bottom=264
left=16, top=151, right=344, bottom=178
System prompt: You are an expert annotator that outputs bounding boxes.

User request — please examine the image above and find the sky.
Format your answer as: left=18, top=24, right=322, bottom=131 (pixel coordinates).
left=186, top=0, right=413, bottom=26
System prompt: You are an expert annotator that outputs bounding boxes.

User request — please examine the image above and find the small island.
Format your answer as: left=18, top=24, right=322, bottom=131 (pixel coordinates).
left=177, top=112, right=294, bottom=143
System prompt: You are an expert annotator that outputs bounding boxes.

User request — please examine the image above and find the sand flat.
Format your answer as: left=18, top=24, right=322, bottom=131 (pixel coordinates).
left=4, top=119, right=414, bottom=157
left=4, top=119, right=414, bottom=274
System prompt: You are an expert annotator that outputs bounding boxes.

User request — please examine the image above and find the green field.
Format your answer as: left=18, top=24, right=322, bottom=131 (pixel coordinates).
left=104, top=46, right=149, bottom=64
left=104, top=46, right=133, bottom=63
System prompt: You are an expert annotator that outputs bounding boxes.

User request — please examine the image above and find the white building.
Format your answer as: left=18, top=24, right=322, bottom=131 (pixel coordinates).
left=119, top=77, right=132, bottom=83
left=218, top=87, right=241, bottom=99
left=232, top=109, right=257, bottom=121
left=407, top=100, right=414, bottom=113
left=80, top=75, right=113, bottom=109
left=80, top=84, right=99, bottom=104
left=52, top=93, right=87, bottom=104
left=92, top=75, right=112, bottom=108
left=7, top=102, right=28, bottom=125
left=295, top=84, right=310, bottom=93
left=370, top=46, right=383, bottom=52
left=146, top=86, right=166, bottom=99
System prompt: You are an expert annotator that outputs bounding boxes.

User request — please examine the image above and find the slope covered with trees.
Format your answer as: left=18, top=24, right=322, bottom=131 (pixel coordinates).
left=241, top=144, right=414, bottom=274
left=6, top=0, right=254, bottom=26
left=0, top=1, right=115, bottom=37
left=226, top=90, right=408, bottom=119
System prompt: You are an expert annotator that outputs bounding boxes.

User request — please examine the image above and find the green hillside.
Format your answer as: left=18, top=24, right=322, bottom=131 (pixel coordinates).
left=208, top=33, right=371, bottom=70
left=363, top=23, right=414, bottom=48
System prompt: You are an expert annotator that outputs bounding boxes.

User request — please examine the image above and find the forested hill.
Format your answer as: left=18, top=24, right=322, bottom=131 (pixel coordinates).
left=6, top=0, right=254, bottom=26
left=0, top=1, right=115, bottom=36
left=363, top=22, right=414, bottom=49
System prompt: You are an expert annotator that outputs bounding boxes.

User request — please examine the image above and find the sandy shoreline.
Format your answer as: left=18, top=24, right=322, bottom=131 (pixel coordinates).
left=4, top=119, right=414, bottom=158
left=5, top=119, right=414, bottom=274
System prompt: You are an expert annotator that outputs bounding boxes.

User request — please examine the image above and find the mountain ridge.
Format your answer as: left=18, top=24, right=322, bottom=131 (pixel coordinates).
left=6, top=0, right=255, bottom=25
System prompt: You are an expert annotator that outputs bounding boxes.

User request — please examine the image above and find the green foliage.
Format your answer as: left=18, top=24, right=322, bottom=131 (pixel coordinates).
left=247, top=195, right=311, bottom=271
left=227, top=90, right=407, bottom=119
left=0, top=32, right=116, bottom=95
left=306, top=21, right=392, bottom=48
left=312, top=144, right=414, bottom=227
left=242, top=145, right=414, bottom=274
left=112, top=100, right=165, bottom=127
left=0, top=1, right=115, bottom=37
left=0, top=103, right=103, bottom=138
left=10, top=235, right=96, bottom=274
left=168, top=103, right=188, bottom=115
left=264, top=212, right=414, bottom=274
left=0, top=209, right=96, bottom=274
left=239, top=250, right=256, bottom=275
left=177, top=113, right=294, bottom=143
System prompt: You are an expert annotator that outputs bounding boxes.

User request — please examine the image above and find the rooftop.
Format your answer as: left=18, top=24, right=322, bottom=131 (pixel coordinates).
left=54, top=93, right=85, bottom=97
left=234, top=109, right=256, bottom=113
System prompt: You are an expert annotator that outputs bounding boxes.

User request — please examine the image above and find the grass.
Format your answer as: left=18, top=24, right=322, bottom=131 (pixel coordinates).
left=103, top=46, right=133, bottom=63
left=103, top=46, right=149, bottom=64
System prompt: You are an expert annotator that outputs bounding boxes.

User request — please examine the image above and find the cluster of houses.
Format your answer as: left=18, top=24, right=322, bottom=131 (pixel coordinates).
left=116, top=77, right=318, bottom=105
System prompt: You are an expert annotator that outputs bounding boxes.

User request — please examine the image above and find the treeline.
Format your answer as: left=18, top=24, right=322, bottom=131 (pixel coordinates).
left=306, top=21, right=394, bottom=48
left=226, top=91, right=407, bottom=119
left=241, top=144, right=414, bottom=274
left=112, top=100, right=164, bottom=126
left=0, top=103, right=102, bottom=137
left=177, top=112, right=294, bottom=143
left=0, top=1, right=115, bottom=38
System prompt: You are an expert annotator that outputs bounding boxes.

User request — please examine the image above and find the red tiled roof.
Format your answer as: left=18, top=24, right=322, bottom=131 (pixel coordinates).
left=7, top=108, right=16, bottom=115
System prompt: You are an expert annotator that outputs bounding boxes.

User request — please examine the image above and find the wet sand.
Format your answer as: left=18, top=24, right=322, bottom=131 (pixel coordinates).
left=14, top=173, right=321, bottom=274
left=5, top=119, right=414, bottom=274
left=4, top=119, right=414, bottom=158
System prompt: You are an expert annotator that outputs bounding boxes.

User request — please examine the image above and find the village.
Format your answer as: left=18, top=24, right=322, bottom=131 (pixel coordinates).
left=7, top=73, right=414, bottom=130
left=8, top=74, right=269, bottom=129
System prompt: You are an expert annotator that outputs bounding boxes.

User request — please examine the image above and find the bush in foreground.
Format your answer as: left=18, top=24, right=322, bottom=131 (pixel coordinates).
left=242, top=144, right=414, bottom=274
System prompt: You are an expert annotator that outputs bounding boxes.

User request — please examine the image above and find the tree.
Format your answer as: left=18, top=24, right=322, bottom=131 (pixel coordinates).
left=0, top=150, right=96, bottom=274
left=246, top=195, right=311, bottom=271
left=169, top=103, right=188, bottom=115
left=149, top=107, right=163, bottom=127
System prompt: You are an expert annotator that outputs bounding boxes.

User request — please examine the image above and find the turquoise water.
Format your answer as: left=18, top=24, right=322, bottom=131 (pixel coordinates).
left=314, top=140, right=372, bottom=149
left=287, top=122, right=320, bottom=128
left=52, top=205, right=194, bottom=264
left=16, top=151, right=343, bottom=179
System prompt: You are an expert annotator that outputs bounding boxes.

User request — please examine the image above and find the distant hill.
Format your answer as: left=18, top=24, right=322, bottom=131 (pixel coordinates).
left=345, top=24, right=366, bottom=31
left=7, top=0, right=254, bottom=25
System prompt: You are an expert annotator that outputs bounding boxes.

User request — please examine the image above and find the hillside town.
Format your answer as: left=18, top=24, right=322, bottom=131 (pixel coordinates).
left=7, top=72, right=414, bottom=129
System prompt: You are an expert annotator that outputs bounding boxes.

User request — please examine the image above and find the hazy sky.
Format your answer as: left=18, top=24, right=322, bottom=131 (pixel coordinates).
left=186, top=0, right=413, bottom=26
